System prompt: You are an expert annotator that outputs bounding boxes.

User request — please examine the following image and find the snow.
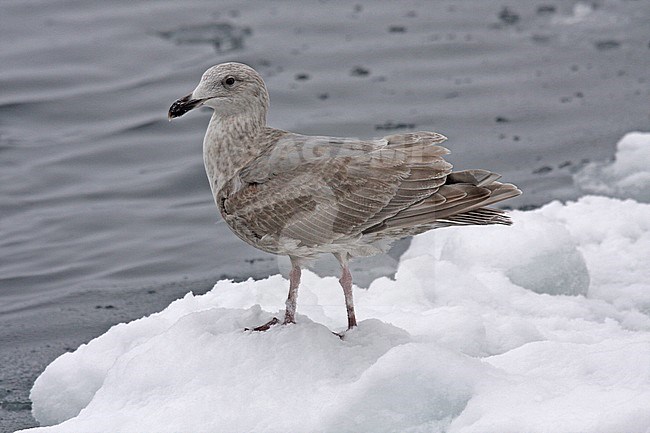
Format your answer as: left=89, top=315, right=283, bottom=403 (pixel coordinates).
left=19, top=132, right=650, bottom=432
left=575, top=131, right=650, bottom=203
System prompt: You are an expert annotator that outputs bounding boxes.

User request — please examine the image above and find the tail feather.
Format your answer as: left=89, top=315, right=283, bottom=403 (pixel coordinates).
left=446, top=169, right=502, bottom=187
left=363, top=169, right=521, bottom=235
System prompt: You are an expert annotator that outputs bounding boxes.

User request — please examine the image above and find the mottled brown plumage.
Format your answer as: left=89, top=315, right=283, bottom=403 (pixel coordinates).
left=169, top=62, right=521, bottom=332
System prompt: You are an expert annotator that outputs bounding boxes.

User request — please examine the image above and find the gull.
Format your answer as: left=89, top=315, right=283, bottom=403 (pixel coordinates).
left=169, top=62, right=521, bottom=332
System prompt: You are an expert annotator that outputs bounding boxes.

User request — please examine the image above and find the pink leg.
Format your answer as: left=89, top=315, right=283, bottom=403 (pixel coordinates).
left=340, top=266, right=357, bottom=330
left=335, top=253, right=357, bottom=330
left=247, top=257, right=301, bottom=332
left=284, top=259, right=301, bottom=325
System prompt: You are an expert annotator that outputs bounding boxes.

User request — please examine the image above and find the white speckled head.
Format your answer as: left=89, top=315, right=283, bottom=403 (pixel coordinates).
left=169, top=62, right=269, bottom=123
left=193, top=62, right=269, bottom=116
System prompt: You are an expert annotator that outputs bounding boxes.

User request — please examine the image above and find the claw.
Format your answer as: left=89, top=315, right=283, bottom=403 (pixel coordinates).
left=245, top=316, right=280, bottom=332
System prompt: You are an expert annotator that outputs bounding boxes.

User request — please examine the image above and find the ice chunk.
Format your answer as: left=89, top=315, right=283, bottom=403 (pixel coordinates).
left=542, top=196, right=650, bottom=313
left=575, top=132, right=650, bottom=202
left=435, top=212, right=590, bottom=296
left=20, top=196, right=650, bottom=433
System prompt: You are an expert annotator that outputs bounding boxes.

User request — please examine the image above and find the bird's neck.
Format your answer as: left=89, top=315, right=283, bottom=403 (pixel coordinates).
left=203, top=111, right=266, bottom=194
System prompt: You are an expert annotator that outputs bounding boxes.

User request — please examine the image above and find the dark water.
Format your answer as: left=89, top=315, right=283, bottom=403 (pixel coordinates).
left=1, top=0, right=649, bottom=430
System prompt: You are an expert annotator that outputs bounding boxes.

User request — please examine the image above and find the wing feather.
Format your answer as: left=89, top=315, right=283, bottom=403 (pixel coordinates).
left=218, top=130, right=519, bottom=255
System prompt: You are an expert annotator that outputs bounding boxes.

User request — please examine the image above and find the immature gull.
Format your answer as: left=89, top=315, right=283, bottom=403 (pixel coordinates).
left=169, top=62, right=521, bottom=332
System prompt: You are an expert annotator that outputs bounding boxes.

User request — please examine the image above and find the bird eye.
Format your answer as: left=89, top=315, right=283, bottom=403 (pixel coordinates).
left=224, top=76, right=236, bottom=87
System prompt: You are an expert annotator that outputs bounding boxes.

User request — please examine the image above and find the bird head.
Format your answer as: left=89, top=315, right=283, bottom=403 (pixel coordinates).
left=168, top=62, right=269, bottom=123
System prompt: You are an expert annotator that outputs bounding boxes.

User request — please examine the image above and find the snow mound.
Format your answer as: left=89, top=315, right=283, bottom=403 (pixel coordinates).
left=575, top=131, right=650, bottom=202
left=21, top=196, right=650, bottom=433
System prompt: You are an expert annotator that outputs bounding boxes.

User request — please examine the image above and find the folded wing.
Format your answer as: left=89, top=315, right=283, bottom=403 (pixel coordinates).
left=218, top=131, right=520, bottom=255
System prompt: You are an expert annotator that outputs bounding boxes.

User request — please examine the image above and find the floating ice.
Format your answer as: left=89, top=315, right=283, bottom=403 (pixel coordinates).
left=575, top=131, right=650, bottom=203
left=20, top=196, right=650, bottom=433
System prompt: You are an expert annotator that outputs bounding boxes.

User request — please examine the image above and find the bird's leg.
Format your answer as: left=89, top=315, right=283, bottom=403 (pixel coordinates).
left=247, top=257, right=301, bottom=332
left=340, top=266, right=357, bottom=330
left=335, top=253, right=357, bottom=330
left=283, top=258, right=301, bottom=325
